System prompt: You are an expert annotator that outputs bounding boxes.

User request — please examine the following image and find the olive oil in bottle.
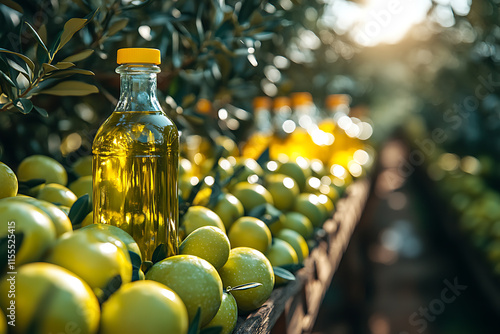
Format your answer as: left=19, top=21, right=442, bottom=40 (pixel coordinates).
left=242, top=97, right=274, bottom=160
left=92, top=48, right=179, bottom=261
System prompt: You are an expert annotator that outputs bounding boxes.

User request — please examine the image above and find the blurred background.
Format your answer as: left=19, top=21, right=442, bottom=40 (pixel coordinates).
left=1, top=0, right=500, bottom=333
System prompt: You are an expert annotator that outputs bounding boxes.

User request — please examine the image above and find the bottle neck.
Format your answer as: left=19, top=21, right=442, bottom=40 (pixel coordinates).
left=115, top=64, right=162, bottom=112
left=294, top=103, right=320, bottom=130
left=254, top=108, right=273, bottom=134
left=328, top=104, right=350, bottom=120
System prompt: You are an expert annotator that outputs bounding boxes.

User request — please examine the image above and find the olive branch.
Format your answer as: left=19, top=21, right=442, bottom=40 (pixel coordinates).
left=0, top=8, right=102, bottom=115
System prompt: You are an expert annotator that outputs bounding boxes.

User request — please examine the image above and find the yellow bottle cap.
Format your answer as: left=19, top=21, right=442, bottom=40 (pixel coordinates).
left=325, top=94, right=351, bottom=109
left=273, top=97, right=291, bottom=110
left=253, top=97, right=272, bottom=110
left=117, top=48, right=161, bottom=65
left=291, top=92, right=313, bottom=107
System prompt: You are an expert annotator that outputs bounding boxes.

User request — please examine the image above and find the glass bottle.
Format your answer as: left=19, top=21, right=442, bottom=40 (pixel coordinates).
left=318, top=94, right=351, bottom=167
left=242, top=97, right=273, bottom=160
left=92, top=48, right=179, bottom=261
left=283, top=92, right=326, bottom=161
left=321, top=94, right=361, bottom=170
left=180, top=99, right=212, bottom=177
left=269, top=96, right=292, bottom=161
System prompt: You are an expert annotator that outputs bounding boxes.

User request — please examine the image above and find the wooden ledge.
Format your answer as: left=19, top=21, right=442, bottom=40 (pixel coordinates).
left=233, top=178, right=371, bottom=334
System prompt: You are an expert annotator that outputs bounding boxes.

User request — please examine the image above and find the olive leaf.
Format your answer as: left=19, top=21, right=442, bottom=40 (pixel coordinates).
left=107, top=18, right=129, bottom=37
left=210, top=146, right=225, bottom=171
left=179, top=176, right=205, bottom=218
left=256, top=146, right=270, bottom=168
left=141, top=261, right=153, bottom=275
left=187, top=307, right=202, bottom=334
left=221, top=164, right=246, bottom=188
left=0, top=48, right=35, bottom=73
left=38, top=24, right=48, bottom=45
left=273, top=267, right=295, bottom=281
left=33, top=105, right=49, bottom=117
left=238, top=0, right=262, bottom=24
left=54, top=8, right=99, bottom=54
left=25, top=281, right=56, bottom=333
left=207, top=170, right=223, bottom=210
left=253, top=32, right=274, bottom=40
left=248, top=203, right=282, bottom=227
left=42, top=63, right=59, bottom=73
left=0, top=70, right=16, bottom=87
left=98, top=275, right=123, bottom=304
left=13, top=98, right=33, bottom=114
left=68, top=194, right=91, bottom=226
left=17, top=178, right=46, bottom=194
left=62, top=49, right=95, bottom=63
left=39, top=81, right=98, bottom=96
left=279, top=263, right=304, bottom=273
left=225, top=282, right=262, bottom=292
left=0, top=0, right=23, bottom=13
left=131, top=270, right=142, bottom=282
left=247, top=204, right=267, bottom=221
left=47, top=69, right=95, bottom=78
left=129, top=251, right=142, bottom=269
left=57, top=19, right=88, bottom=52
left=172, top=30, right=182, bottom=68
left=180, top=113, right=205, bottom=126
left=6, top=58, right=31, bottom=84
left=151, top=243, right=168, bottom=264
left=24, top=21, right=49, bottom=54
left=129, top=250, right=143, bottom=281
left=196, top=2, right=205, bottom=42
left=54, top=62, right=76, bottom=69
left=200, top=326, right=223, bottom=334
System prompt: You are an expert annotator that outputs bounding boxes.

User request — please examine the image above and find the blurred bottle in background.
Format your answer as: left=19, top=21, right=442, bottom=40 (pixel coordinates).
left=319, top=94, right=353, bottom=169
left=184, top=98, right=215, bottom=176
left=319, top=94, right=373, bottom=181
left=242, top=97, right=273, bottom=160
left=278, top=92, right=331, bottom=162
left=269, top=96, right=292, bottom=161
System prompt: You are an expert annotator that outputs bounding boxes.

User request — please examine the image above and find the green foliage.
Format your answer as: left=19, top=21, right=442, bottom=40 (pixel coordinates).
left=417, top=0, right=500, bottom=158
left=0, top=0, right=294, bottom=167
left=187, top=307, right=202, bottom=334
left=151, top=243, right=168, bottom=264
left=0, top=0, right=290, bottom=114
left=2, top=0, right=496, bottom=173
left=98, top=274, right=122, bottom=304
left=0, top=9, right=99, bottom=116
left=273, top=266, right=295, bottom=281
left=224, top=282, right=262, bottom=292
left=68, top=194, right=91, bottom=226
left=129, top=250, right=143, bottom=282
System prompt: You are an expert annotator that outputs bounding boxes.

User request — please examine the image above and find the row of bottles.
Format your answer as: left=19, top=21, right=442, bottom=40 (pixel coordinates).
left=242, top=93, right=373, bottom=179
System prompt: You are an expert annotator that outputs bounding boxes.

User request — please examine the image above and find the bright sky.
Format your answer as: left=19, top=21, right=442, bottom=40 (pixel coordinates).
left=322, top=0, right=472, bottom=47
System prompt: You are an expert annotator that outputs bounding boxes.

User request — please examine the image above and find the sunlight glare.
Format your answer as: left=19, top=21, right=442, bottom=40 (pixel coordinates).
left=353, top=0, right=433, bottom=46
left=323, top=0, right=435, bottom=47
